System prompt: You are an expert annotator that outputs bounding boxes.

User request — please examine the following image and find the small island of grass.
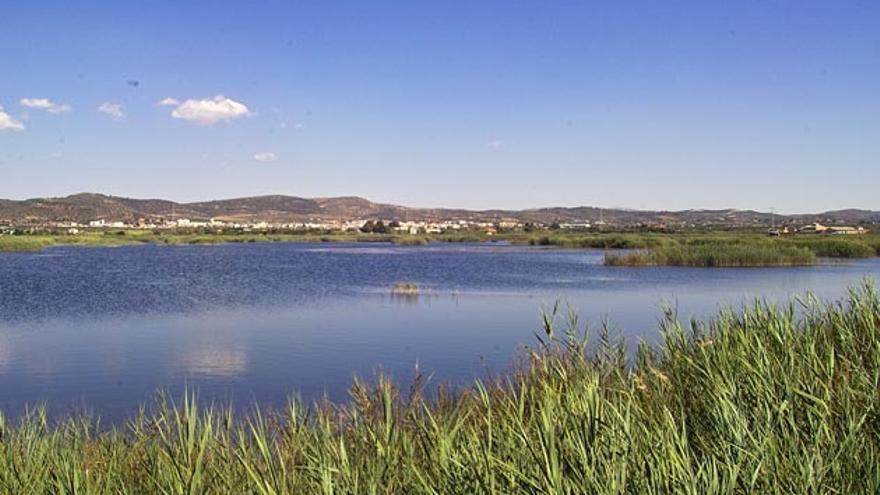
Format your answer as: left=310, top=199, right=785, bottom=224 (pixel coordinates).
left=391, top=282, right=421, bottom=296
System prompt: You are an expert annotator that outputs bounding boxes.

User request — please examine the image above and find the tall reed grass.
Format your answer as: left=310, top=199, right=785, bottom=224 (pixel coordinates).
left=605, top=243, right=817, bottom=267
left=527, top=233, right=669, bottom=249
left=1, top=284, right=879, bottom=492
left=0, top=236, right=55, bottom=251
left=784, top=237, right=876, bottom=258
left=391, top=236, right=429, bottom=246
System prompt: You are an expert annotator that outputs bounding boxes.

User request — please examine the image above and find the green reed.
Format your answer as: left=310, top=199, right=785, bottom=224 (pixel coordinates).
left=605, top=242, right=817, bottom=267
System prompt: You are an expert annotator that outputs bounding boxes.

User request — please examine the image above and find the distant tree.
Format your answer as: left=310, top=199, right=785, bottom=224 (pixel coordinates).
left=373, top=221, right=388, bottom=233
left=360, top=220, right=376, bottom=233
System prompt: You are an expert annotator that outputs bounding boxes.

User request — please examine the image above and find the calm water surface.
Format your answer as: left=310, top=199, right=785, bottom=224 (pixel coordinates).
left=1, top=242, right=878, bottom=421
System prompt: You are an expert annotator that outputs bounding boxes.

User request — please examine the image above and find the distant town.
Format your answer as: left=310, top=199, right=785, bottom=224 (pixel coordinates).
left=3, top=217, right=518, bottom=236
left=0, top=214, right=872, bottom=239
left=0, top=193, right=876, bottom=236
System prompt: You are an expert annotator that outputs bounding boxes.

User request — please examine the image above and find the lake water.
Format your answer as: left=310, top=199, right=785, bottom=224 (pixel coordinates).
left=1, top=242, right=878, bottom=422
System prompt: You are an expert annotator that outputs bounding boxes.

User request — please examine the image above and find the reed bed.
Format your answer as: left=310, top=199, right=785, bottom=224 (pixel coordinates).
left=860, top=237, right=880, bottom=257
left=0, top=234, right=142, bottom=252
left=605, top=243, right=817, bottom=267
left=527, top=233, right=669, bottom=250
left=1, top=284, right=879, bottom=493
left=0, top=236, right=56, bottom=252
left=526, top=232, right=880, bottom=263
left=391, top=236, right=429, bottom=246
left=783, top=238, right=876, bottom=258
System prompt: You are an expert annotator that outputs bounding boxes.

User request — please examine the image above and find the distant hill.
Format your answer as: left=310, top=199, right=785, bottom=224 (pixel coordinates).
left=0, top=193, right=878, bottom=227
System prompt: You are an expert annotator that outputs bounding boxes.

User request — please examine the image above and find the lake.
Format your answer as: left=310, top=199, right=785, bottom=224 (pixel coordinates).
left=1, top=242, right=878, bottom=422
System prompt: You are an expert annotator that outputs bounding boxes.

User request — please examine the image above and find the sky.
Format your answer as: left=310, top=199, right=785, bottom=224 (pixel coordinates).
left=0, top=1, right=877, bottom=213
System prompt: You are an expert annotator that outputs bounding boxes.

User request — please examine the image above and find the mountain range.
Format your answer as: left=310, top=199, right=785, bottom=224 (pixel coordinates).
left=0, top=193, right=878, bottom=227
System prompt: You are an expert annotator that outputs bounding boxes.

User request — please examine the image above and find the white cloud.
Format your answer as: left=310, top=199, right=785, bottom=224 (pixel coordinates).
left=97, top=102, right=125, bottom=120
left=162, top=95, right=251, bottom=125
left=486, top=140, right=503, bottom=150
left=19, top=97, right=71, bottom=114
left=253, top=152, right=277, bottom=162
left=0, top=107, right=24, bottom=131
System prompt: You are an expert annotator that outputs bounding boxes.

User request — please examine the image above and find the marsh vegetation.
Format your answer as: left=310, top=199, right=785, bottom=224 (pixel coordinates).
left=605, top=243, right=818, bottom=267
left=2, top=230, right=878, bottom=271
left=602, top=234, right=880, bottom=267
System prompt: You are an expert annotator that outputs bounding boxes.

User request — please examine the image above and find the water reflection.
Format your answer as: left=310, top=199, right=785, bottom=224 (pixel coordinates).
left=183, top=346, right=248, bottom=378
left=0, top=334, right=11, bottom=373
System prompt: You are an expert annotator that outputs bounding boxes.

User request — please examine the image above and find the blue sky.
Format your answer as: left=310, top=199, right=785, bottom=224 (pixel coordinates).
left=0, top=1, right=877, bottom=212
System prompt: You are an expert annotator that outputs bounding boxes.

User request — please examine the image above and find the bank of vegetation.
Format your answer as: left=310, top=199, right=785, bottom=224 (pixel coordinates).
left=601, top=234, right=880, bottom=267
left=605, top=243, right=818, bottom=267
left=525, top=233, right=671, bottom=250
left=390, top=236, right=429, bottom=246
left=0, top=231, right=394, bottom=252
left=523, top=231, right=879, bottom=255
left=784, top=237, right=878, bottom=258
left=2, top=230, right=879, bottom=265
left=1, top=285, right=879, bottom=492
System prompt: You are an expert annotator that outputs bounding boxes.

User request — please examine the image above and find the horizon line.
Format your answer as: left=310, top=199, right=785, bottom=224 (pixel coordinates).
left=0, top=191, right=876, bottom=217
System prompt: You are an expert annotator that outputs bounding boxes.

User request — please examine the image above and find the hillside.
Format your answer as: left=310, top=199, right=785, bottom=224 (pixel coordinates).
left=0, top=193, right=877, bottom=227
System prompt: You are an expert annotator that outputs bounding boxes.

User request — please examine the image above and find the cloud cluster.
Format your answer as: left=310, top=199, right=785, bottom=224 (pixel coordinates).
left=98, top=102, right=126, bottom=120
left=0, top=106, right=24, bottom=131
left=253, top=152, right=277, bottom=162
left=19, top=97, right=71, bottom=114
left=161, top=95, right=251, bottom=125
left=4, top=94, right=256, bottom=135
